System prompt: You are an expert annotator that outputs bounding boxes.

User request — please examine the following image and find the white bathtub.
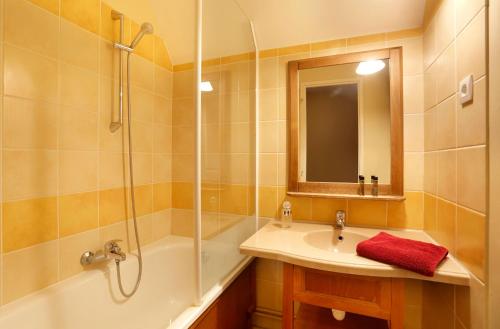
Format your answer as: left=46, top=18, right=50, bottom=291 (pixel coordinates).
left=0, top=217, right=257, bottom=329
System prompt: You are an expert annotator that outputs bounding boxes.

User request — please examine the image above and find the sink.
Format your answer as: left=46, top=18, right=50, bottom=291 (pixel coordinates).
left=303, top=230, right=368, bottom=253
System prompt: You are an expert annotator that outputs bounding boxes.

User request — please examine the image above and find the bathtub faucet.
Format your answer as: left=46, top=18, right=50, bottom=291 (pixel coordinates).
left=80, top=239, right=126, bottom=266
left=105, top=240, right=127, bottom=263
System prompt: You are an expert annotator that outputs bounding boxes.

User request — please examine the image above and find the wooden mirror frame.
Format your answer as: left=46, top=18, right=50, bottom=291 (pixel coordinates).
left=287, top=47, right=404, bottom=200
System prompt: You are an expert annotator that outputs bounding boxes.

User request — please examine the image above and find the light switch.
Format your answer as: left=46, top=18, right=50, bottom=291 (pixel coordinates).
left=459, top=74, right=473, bottom=104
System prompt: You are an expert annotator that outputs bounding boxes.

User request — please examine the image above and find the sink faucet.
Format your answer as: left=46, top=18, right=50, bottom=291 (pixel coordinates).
left=335, top=210, right=346, bottom=230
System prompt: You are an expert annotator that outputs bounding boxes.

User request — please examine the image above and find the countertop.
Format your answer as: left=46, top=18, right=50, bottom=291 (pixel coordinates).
left=239, top=222, right=470, bottom=286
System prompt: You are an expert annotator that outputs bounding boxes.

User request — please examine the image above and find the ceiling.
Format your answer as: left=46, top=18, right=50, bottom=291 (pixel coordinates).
left=106, top=0, right=426, bottom=65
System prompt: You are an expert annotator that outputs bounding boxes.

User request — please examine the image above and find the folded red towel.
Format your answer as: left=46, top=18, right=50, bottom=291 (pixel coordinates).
left=356, top=232, right=448, bottom=276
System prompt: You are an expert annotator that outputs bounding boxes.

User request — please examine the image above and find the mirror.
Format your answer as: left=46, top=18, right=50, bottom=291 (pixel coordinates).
left=288, top=48, right=403, bottom=198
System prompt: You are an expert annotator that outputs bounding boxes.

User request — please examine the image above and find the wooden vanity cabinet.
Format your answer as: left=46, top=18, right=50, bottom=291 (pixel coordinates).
left=283, top=263, right=404, bottom=329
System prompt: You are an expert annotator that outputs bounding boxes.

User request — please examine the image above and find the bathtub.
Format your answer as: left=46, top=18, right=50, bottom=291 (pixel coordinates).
left=0, top=217, right=258, bottom=329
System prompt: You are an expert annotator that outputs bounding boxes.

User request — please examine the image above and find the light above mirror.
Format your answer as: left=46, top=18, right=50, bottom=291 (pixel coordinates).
left=356, top=60, right=386, bottom=76
left=200, top=81, right=213, bottom=92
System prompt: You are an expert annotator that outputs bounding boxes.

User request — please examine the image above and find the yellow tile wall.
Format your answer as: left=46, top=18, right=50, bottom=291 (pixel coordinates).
left=0, top=0, right=174, bottom=305
left=422, top=0, right=488, bottom=328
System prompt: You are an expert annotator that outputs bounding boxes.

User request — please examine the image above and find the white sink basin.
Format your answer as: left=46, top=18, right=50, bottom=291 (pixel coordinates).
left=303, top=230, right=368, bottom=253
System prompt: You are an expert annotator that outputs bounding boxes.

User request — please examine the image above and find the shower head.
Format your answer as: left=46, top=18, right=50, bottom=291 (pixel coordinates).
left=130, top=22, right=154, bottom=49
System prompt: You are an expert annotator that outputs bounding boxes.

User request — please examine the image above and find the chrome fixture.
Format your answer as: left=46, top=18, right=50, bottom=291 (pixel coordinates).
left=102, top=10, right=154, bottom=298
left=371, top=175, right=379, bottom=196
left=358, top=175, right=365, bottom=196
left=109, top=10, right=124, bottom=133
left=335, top=210, right=346, bottom=230
left=80, top=240, right=126, bottom=265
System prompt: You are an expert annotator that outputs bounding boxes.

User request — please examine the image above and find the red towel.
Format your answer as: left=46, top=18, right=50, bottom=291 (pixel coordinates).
left=356, top=232, right=448, bottom=276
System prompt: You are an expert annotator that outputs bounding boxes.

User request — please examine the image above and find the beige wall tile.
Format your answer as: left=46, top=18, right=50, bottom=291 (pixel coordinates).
left=403, top=75, right=424, bottom=113
left=131, top=121, right=153, bottom=153
left=154, top=96, right=172, bottom=125
left=437, top=150, right=457, bottom=202
left=155, top=67, right=173, bottom=98
left=434, top=0, right=455, bottom=55
left=202, top=94, right=220, bottom=124
left=60, top=63, right=98, bottom=110
left=4, top=0, right=59, bottom=58
left=4, top=44, right=58, bottom=102
left=3, top=150, right=58, bottom=201
left=60, top=20, right=99, bottom=71
left=456, top=206, right=485, bottom=281
left=222, top=123, right=250, bottom=153
left=456, top=9, right=486, bottom=83
left=423, top=21, right=437, bottom=70
left=424, top=152, right=438, bottom=194
left=60, top=107, right=98, bottom=150
left=424, top=63, right=438, bottom=110
left=404, top=114, right=424, bottom=151
left=172, top=126, right=193, bottom=154
left=172, top=154, right=194, bottom=182
left=172, top=97, right=194, bottom=126
left=99, top=151, right=126, bottom=189
left=153, top=154, right=172, bottom=183
left=259, top=89, right=279, bottom=121
left=59, top=150, right=98, bottom=195
left=259, top=121, right=279, bottom=153
left=130, top=86, right=154, bottom=123
left=3, top=197, right=57, bottom=252
left=59, top=229, right=100, bottom=279
left=59, top=192, right=98, bottom=237
left=436, top=44, right=456, bottom=103
left=130, top=56, right=155, bottom=91
left=457, top=78, right=486, bottom=147
left=259, top=154, right=278, bottom=186
left=3, top=96, right=58, bottom=149
left=221, top=154, right=249, bottom=185
left=154, top=123, right=172, bottom=154
left=457, top=146, right=486, bottom=213
left=132, top=153, right=153, bottom=186
left=424, top=106, right=437, bottom=151
left=456, top=0, right=485, bottom=33
left=2, top=241, right=58, bottom=304
left=436, top=95, right=457, bottom=150
left=405, top=152, right=424, bottom=191
left=259, top=57, right=278, bottom=90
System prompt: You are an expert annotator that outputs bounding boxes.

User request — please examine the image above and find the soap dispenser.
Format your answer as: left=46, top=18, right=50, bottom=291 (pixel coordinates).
left=281, top=201, right=292, bottom=228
